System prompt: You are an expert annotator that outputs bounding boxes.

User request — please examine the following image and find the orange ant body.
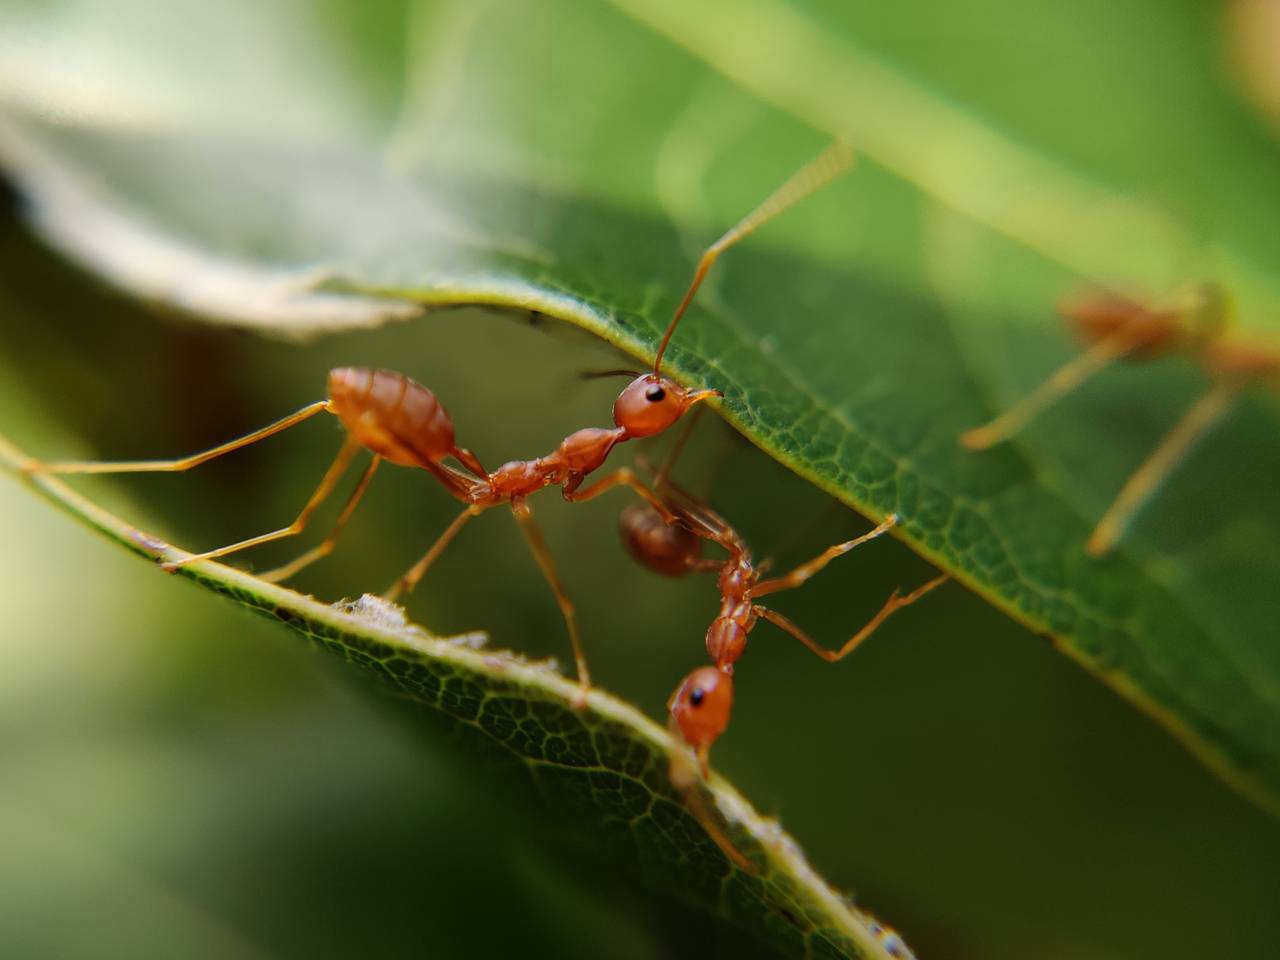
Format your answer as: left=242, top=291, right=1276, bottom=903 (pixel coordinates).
left=619, top=466, right=946, bottom=775
left=596, top=392, right=946, bottom=872
left=960, top=284, right=1280, bottom=555
left=616, top=474, right=944, bottom=872
left=21, top=141, right=857, bottom=698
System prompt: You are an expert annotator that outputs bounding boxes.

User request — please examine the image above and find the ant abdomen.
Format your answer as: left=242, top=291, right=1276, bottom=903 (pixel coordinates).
left=619, top=502, right=703, bottom=577
left=327, top=367, right=457, bottom=469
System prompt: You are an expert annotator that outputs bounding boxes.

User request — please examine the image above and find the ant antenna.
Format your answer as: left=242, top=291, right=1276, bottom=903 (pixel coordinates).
left=1085, top=382, right=1237, bottom=555
left=653, top=404, right=706, bottom=489
left=578, top=368, right=641, bottom=381
left=652, top=140, right=857, bottom=374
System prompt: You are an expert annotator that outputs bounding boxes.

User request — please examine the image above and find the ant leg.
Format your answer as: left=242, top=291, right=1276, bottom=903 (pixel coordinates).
left=257, top=456, right=382, bottom=583
left=21, top=401, right=332, bottom=475
left=452, top=446, right=487, bottom=479
left=162, top=435, right=360, bottom=572
left=690, top=558, right=729, bottom=573
left=384, top=504, right=482, bottom=601
left=574, top=465, right=753, bottom=564
left=1086, top=382, right=1237, bottom=556
left=510, top=499, right=591, bottom=702
left=564, top=467, right=682, bottom=525
left=748, top=514, right=898, bottom=599
left=754, top=573, right=948, bottom=662
left=666, top=725, right=755, bottom=873
left=420, top=458, right=486, bottom=504
left=654, top=140, right=856, bottom=370
left=630, top=444, right=737, bottom=543
left=653, top=404, right=706, bottom=490
left=960, top=327, right=1147, bottom=450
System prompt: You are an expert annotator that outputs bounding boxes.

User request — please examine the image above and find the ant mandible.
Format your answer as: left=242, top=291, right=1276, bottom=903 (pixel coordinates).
left=959, top=283, right=1280, bottom=555
left=21, top=141, right=857, bottom=700
left=617, top=440, right=948, bottom=777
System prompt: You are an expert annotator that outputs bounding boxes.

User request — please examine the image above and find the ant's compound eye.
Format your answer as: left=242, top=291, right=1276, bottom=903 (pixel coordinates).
left=689, top=686, right=706, bottom=707
left=614, top=374, right=716, bottom=439
left=614, top=375, right=685, bottom=438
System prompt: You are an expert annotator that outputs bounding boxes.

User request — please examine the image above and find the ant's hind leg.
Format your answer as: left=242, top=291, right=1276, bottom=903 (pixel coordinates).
left=754, top=572, right=948, bottom=662
left=384, top=504, right=480, bottom=601
left=452, top=446, right=487, bottom=479
left=161, top=436, right=359, bottom=573
left=959, top=327, right=1145, bottom=451
left=510, top=499, right=591, bottom=704
left=564, top=467, right=680, bottom=525
left=1086, top=383, right=1236, bottom=556
left=748, top=514, right=899, bottom=599
left=21, top=401, right=333, bottom=475
left=257, top=456, right=382, bottom=583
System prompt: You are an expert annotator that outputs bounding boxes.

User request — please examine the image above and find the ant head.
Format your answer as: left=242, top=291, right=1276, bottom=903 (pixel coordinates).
left=668, top=666, right=733, bottom=753
left=613, top=374, right=720, bottom=439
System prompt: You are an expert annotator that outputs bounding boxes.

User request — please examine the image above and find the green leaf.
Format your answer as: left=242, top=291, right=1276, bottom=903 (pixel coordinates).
left=0, top=432, right=913, bottom=960
left=2, top=0, right=1278, bottom=870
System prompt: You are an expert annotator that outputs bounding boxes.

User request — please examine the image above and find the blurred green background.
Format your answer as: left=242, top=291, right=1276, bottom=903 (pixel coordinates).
left=3, top=0, right=1280, bottom=957
left=4, top=214, right=1280, bottom=959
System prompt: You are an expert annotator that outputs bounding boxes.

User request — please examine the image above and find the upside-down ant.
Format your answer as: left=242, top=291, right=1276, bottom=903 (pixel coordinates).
left=21, top=141, right=857, bottom=700
left=617, top=438, right=947, bottom=777
left=613, top=443, right=944, bottom=872
left=960, top=283, right=1280, bottom=555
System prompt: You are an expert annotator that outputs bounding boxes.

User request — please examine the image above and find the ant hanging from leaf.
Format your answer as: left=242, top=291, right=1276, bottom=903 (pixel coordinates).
left=959, top=282, right=1280, bottom=555
left=661, top=504, right=946, bottom=776
left=21, top=140, right=857, bottom=701
left=610, top=427, right=945, bottom=871
left=618, top=417, right=948, bottom=777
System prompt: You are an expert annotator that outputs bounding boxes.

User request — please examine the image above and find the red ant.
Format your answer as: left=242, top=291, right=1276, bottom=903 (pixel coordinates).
left=611, top=439, right=944, bottom=871
left=617, top=430, right=948, bottom=777
left=20, top=141, right=856, bottom=700
left=960, top=283, right=1280, bottom=554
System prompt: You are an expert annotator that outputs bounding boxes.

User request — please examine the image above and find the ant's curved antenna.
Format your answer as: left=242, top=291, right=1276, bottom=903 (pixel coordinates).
left=653, top=140, right=857, bottom=374
left=577, top=368, right=641, bottom=381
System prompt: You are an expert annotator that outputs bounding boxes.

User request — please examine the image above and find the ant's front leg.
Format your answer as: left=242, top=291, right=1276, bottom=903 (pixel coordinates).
left=754, top=573, right=948, bottom=663
left=562, top=467, right=681, bottom=525
left=748, top=514, right=899, bottom=598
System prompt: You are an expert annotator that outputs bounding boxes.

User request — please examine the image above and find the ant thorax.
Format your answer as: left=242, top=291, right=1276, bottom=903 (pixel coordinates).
left=706, top=615, right=749, bottom=669
left=717, top=559, right=756, bottom=603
